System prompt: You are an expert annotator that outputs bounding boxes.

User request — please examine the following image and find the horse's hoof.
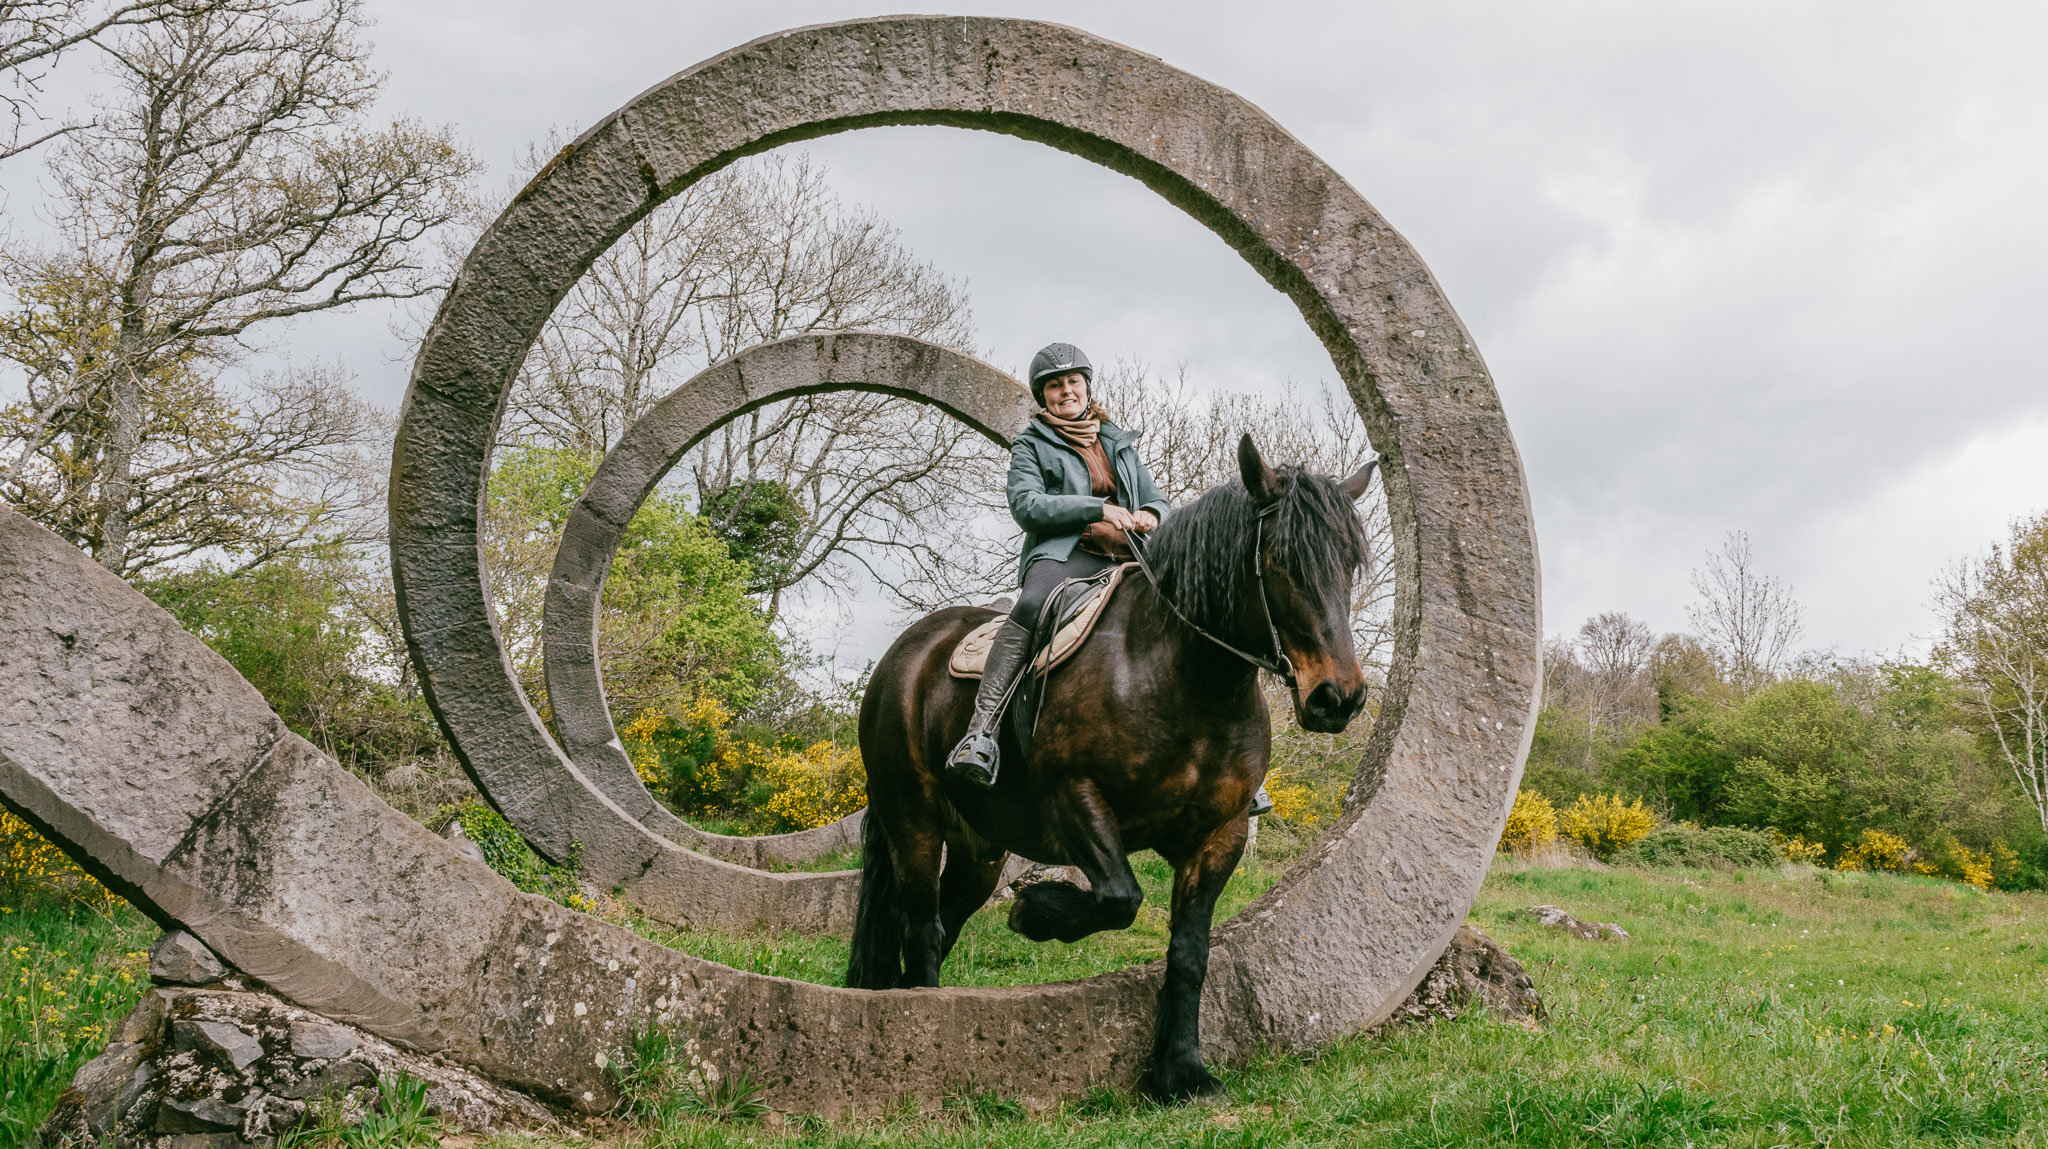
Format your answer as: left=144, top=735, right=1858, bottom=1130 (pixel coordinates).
left=1005, top=896, right=1046, bottom=940
left=1142, top=1064, right=1226, bottom=1104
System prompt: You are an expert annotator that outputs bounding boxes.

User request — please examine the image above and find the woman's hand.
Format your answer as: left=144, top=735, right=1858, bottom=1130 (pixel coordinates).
left=1101, top=504, right=1142, bottom=531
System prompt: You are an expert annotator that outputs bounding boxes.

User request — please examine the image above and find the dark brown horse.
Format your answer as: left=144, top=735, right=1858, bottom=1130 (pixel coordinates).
left=847, top=436, right=1376, bottom=1099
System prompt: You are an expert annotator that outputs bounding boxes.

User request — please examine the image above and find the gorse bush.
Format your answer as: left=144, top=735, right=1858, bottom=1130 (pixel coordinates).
left=625, top=696, right=734, bottom=812
left=1498, top=789, right=1559, bottom=853
left=623, top=695, right=866, bottom=833
left=1836, top=828, right=1915, bottom=874
left=744, top=740, right=865, bottom=831
left=1261, top=766, right=1337, bottom=826
left=1560, top=793, right=1657, bottom=859
left=1776, top=832, right=1829, bottom=865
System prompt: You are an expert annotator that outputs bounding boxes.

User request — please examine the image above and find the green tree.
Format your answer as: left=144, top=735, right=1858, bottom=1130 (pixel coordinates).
left=483, top=446, right=781, bottom=721
left=145, top=549, right=440, bottom=771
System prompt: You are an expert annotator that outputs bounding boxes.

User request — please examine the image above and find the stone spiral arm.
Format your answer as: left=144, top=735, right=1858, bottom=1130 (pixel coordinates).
left=0, top=15, right=1540, bottom=1117
left=537, top=333, right=1032, bottom=872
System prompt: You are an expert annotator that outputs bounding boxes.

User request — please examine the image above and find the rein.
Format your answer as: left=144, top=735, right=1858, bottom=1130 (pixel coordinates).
left=1127, top=504, right=1298, bottom=690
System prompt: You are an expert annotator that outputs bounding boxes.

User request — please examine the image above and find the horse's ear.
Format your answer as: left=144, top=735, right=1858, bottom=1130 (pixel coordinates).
left=1238, top=434, right=1280, bottom=506
left=1340, top=458, right=1379, bottom=501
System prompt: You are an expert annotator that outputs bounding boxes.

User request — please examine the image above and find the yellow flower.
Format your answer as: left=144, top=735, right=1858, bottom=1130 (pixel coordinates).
left=1498, top=789, right=1558, bottom=853
left=1559, top=794, right=1657, bottom=858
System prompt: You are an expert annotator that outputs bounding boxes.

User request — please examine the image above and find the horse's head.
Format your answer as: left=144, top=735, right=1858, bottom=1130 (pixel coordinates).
left=1238, top=435, right=1376, bottom=733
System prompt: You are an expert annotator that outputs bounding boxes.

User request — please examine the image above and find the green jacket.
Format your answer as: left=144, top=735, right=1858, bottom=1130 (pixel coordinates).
left=1006, top=418, right=1171, bottom=582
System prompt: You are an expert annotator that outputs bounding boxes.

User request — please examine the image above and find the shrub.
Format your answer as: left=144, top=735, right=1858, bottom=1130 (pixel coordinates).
left=1615, top=824, right=1782, bottom=870
left=623, top=696, right=733, bottom=812
left=736, top=740, right=867, bottom=832
left=1776, top=832, right=1830, bottom=866
left=1919, top=836, right=1995, bottom=889
left=1262, top=767, right=1339, bottom=826
left=1836, top=828, right=1915, bottom=874
left=435, top=800, right=588, bottom=909
left=1560, top=793, right=1657, bottom=859
left=1498, top=789, right=1559, bottom=853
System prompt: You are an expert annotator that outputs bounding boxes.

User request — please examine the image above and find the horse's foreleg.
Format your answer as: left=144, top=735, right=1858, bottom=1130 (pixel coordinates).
left=936, top=843, right=1008, bottom=963
left=1144, top=815, right=1248, bottom=1101
left=1008, top=783, right=1144, bottom=943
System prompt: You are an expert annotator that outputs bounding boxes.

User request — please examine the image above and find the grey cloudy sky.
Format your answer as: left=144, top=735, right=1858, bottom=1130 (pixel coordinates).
left=10, top=1, right=2045, bottom=667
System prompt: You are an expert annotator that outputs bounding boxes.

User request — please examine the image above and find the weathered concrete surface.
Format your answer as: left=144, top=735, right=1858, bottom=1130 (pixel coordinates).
left=536, top=333, right=1027, bottom=879
left=37, top=986, right=560, bottom=1147
left=392, top=14, right=1541, bottom=1064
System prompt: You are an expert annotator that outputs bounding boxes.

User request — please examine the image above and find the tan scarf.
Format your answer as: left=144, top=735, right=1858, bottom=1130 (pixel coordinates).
left=1038, top=402, right=1108, bottom=449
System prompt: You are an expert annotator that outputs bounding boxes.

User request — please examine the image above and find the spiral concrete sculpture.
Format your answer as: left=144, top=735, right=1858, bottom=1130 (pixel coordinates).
left=537, top=334, right=1032, bottom=874
left=2, top=16, right=1538, bottom=1115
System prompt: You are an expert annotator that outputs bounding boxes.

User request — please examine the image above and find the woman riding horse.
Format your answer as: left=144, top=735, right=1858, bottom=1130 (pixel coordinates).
left=947, top=341, right=1273, bottom=816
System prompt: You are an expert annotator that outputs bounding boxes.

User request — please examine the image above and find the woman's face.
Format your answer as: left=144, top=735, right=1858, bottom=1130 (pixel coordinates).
left=1042, top=371, right=1090, bottom=418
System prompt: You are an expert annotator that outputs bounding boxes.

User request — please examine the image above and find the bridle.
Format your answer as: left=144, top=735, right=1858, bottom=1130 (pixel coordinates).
left=1127, top=501, right=1298, bottom=691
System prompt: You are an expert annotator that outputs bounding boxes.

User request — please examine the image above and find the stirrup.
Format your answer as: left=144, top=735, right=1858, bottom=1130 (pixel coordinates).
left=947, top=731, right=1001, bottom=789
left=1249, top=785, right=1274, bottom=818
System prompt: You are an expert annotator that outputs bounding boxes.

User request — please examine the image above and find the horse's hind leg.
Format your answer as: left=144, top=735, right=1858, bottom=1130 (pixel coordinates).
left=1143, top=815, right=1248, bottom=1101
left=1007, top=783, right=1144, bottom=944
left=892, top=822, right=950, bottom=988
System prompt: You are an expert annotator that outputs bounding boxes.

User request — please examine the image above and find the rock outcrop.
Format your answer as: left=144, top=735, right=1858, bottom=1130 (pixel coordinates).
left=1379, top=925, right=1545, bottom=1029
left=39, top=981, right=557, bottom=1148
left=1528, top=905, right=1631, bottom=941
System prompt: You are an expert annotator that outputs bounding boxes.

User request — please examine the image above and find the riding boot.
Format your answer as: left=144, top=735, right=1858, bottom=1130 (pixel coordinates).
left=946, top=619, right=1032, bottom=788
left=1249, top=785, right=1274, bottom=819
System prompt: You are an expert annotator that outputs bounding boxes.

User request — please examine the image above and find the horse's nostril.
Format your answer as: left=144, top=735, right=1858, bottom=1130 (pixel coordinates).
left=1307, top=681, right=1343, bottom=715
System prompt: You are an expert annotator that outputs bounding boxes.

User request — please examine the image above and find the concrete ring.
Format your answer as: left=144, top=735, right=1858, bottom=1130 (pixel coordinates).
left=539, top=332, right=1032, bottom=868
left=380, top=14, right=1539, bottom=1103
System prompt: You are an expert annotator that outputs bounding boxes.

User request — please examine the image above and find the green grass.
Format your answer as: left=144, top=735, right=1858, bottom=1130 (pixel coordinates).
left=763, top=847, right=862, bottom=874
left=601, top=862, right=2048, bottom=1147
left=0, top=894, right=156, bottom=1144
left=635, top=852, right=1285, bottom=987
left=20, top=863, right=2048, bottom=1146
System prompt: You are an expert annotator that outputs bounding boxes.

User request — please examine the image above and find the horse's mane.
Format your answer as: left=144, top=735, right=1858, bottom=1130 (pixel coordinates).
left=1144, top=465, right=1371, bottom=635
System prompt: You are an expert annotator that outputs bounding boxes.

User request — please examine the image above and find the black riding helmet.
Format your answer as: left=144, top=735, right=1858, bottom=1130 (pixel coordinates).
left=1028, top=342, right=1093, bottom=407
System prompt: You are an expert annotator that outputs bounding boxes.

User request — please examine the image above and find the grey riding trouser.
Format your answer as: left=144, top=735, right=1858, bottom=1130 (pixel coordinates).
left=1010, top=551, right=1118, bottom=628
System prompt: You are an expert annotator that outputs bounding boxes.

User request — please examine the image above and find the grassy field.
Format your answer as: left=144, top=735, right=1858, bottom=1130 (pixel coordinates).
left=591, top=861, right=2048, bottom=1148
left=12, top=861, right=2048, bottom=1146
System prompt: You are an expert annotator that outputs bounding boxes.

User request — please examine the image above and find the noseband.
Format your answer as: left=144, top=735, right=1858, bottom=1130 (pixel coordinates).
left=1128, top=503, right=1298, bottom=690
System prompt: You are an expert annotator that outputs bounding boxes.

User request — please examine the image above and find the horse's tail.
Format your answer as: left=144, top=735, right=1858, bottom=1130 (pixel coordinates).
left=845, top=806, right=902, bottom=990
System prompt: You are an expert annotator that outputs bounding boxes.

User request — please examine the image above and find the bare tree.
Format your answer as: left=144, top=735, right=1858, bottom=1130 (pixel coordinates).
left=500, top=151, right=996, bottom=619
left=1575, top=611, right=1659, bottom=728
left=1098, top=361, right=1393, bottom=675
left=0, top=0, right=213, bottom=160
left=0, top=0, right=476, bottom=575
left=1687, top=530, right=1803, bottom=692
left=1934, top=512, right=2048, bottom=833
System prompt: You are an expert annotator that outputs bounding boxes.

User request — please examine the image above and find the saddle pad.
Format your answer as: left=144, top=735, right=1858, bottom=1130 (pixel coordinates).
left=949, top=563, right=1133, bottom=679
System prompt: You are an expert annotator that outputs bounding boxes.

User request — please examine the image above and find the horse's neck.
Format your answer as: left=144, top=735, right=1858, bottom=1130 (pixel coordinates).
left=1123, top=574, right=1264, bottom=698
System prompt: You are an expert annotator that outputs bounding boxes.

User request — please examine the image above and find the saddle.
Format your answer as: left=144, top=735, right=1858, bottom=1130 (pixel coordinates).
left=949, top=563, right=1132, bottom=680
